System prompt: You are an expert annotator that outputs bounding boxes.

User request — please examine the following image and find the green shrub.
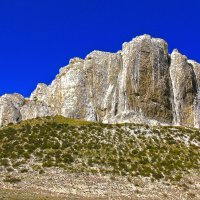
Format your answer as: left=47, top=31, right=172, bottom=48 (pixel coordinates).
left=0, top=115, right=199, bottom=183
left=3, top=175, right=21, bottom=183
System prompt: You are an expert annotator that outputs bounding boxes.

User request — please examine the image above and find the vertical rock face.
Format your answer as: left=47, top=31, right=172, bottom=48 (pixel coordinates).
left=118, top=35, right=172, bottom=124
left=188, top=60, right=200, bottom=128
left=0, top=34, right=200, bottom=128
left=170, top=50, right=197, bottom=126
left=84, top=51, right=122, bottom=122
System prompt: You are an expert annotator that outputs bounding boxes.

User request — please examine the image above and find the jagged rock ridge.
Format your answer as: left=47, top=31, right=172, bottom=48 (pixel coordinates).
left=1, top=34, right=200, bottom=128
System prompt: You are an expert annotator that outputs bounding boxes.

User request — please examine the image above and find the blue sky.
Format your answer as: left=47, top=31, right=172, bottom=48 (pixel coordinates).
left=0, top=0, right=199, bottom=97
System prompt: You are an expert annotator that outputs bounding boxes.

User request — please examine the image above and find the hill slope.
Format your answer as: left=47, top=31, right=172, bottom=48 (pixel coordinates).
left=0, top=116, right=199, bottom=181
left=0, top=116, right=200, bottom=199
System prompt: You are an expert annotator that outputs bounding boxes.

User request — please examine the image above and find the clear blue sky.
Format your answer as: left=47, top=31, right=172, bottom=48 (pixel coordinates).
left=0, top=0, right=199, bottom=97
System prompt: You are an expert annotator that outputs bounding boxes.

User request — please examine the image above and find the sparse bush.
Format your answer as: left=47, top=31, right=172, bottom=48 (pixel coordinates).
left=20, top=168, right=29, bottom=173
left=39, top=169, right=45, bottom=174
left=0, top=115, right=198, bottom=183
left=3, top=175, right=21, bottom=183
left=0, top=158, right=11, bottom=167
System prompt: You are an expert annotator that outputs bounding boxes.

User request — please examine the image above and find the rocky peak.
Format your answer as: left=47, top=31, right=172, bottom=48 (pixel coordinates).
left=1, top=34, right=200, bottom=128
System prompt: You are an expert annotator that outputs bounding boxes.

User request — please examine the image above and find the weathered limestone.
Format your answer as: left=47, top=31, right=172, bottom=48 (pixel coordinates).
left=20, top=100, right=53, bottom=120
left=188, top=60, right=200, bottom=128
left=117, top=35, right=172, bottom=124
left=0, top=94, right=24, bottom=126
left=1, top=34, right=200, bottom=128
left=170, top=50, right=197, bottom=127
left=84, top=51, right=122, bottom=122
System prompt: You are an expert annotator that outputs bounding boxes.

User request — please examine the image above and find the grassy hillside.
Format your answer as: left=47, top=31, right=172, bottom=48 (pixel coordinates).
left=0, top=116, right=199, bottom=183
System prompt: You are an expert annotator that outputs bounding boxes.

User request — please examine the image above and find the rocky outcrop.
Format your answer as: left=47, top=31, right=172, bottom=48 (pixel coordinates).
left=170, top=50, right=197, bottom=126
left=0, top=94, right=24, bottom=126
left=20, top=100, right=53, bottom=121
left=1, top=34, right=200, bottom=128
left=117, top=35, right=172, bottom=124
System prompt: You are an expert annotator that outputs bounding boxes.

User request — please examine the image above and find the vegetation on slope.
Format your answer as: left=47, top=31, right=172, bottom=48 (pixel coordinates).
left=0, top=116, right=199, bottom=183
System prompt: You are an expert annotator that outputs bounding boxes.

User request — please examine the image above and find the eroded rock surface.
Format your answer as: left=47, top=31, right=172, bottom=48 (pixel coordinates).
left=0, top=94, right=24, bottom=126
left=170, top=50, right=197, bottom=126
left=1, top=34, right=200, bottom=127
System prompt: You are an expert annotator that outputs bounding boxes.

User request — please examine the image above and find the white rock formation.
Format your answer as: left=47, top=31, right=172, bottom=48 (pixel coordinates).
left=0, top=34, right=200, bottom=128
left=0, top=94, right=23, bottom=126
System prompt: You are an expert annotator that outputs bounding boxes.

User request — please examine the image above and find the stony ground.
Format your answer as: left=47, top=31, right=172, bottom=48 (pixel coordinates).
left=0, top=168, right=199, bottom=200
